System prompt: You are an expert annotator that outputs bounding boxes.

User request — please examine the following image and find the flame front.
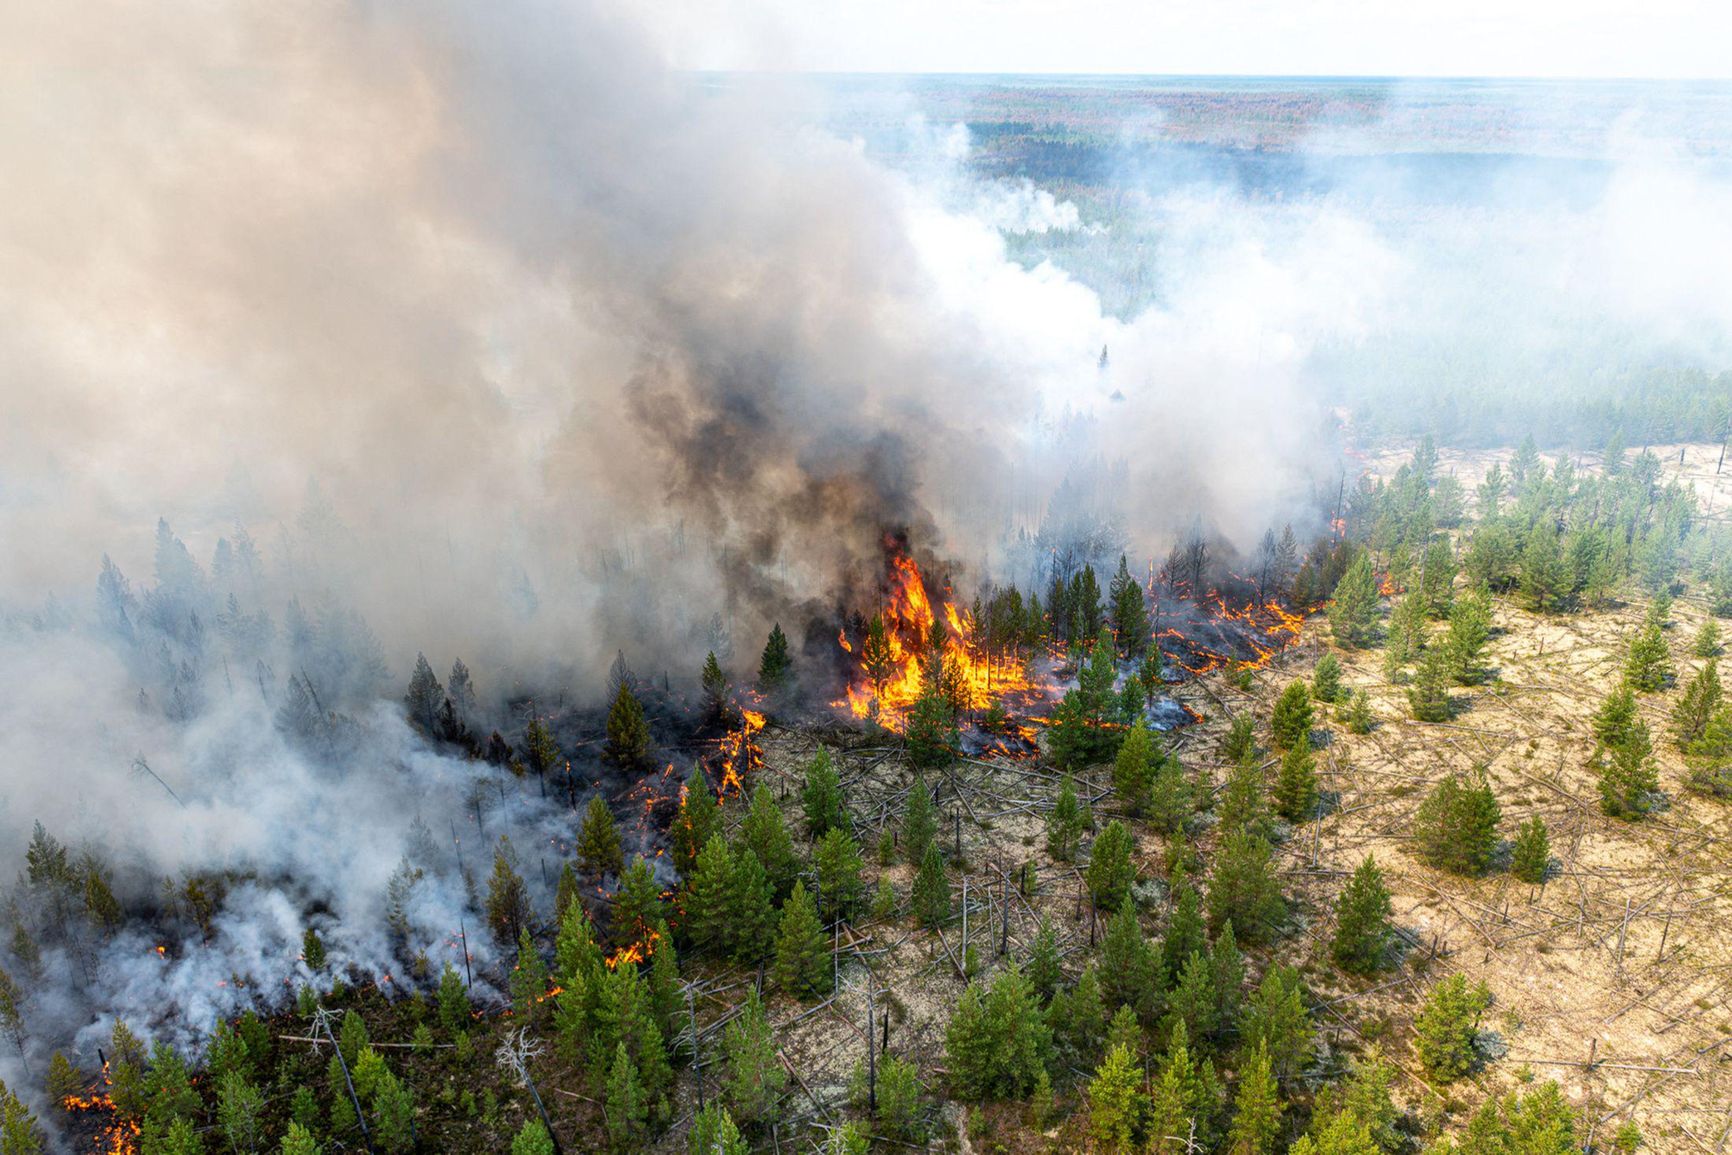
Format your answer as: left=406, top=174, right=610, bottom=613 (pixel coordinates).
left=61, top=1061, right=141, bottom=1155
left=837, top=551, right=1033, bottom=731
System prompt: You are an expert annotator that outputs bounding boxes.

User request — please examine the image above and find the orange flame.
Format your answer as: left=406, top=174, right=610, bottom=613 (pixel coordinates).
left=61, top=1061, right=141, bottom=1155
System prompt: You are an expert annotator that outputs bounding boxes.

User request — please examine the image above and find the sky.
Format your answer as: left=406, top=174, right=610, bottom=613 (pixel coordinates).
left=647, top=0, right=1732, bottom=79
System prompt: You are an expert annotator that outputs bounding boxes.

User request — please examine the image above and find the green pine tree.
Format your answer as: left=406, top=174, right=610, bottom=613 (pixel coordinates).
left=1110, top=555, right=1150, bottom=660
left=1510, top=816, right=1551, bottom=884
left=1671, top=661, right=1721, bottom=748
left=1414, top=974, right=1491, bottom=1082
left=1445, top=587, right=1493, bottom=684
left=911, top=843, right=951, bottom=927
left=1227, top=1041, right=1281, bottom=1155
left=1086, top=820, right=1137, bottom=913
left=1087, top=1042, right=1143, bottom=1153
left=1049, top=631, right=1124, bottom=769
left=1046, top=775, right=1089, bottom=861
left=1344, top=689, right=1374, bottom=734
left=902, top=777, right=938, bottom=866
left=673, top=767, right=720, bottom=879
left=1598, top=721, right=1661, bottom=819
left=604, top=1044, right=647, bottom=1153
left=757, top=624, right=794, bottom=693
left=739, top=784, right=798, bottom=896
left=1241, top=965, right=1313, bottom=1089
left=943, top=964, right=1052, bottom=1101
left=722, top=989, right=785, bottom=1130
left=904, top=680, right=959, bottom=768
left=725, top=847, right=774, bottom=964
left=813, top=827, right=864, bottom=923
left=1413, top=771, right=1501, bottom=876
left=604, top=682, right=652, bottom=770
left=1114, top=720, right=1155, bottom=814
left=1693, top=619, right=1722, bottom=659
left=773, top=882, right=829, bottom=999
left=1625, top=621, right=1673, bottom=692
left=1312, top=653, right=1345, bottom=704
left=688, top=1104, right=748, bottom=1155
left=1408, top=646, right=1453, bottom=722
left=1330, top=856, right=1393, bottom=975
left=687, top=834, right=737, bottom=957
left=1593, top=684, right=1640, bottom=747
left=577, top=794, right=624, bottom=878
left=1274, top=742, right=1319, bottom=823
left=1271, top=681, right=1314, bottom=751
left=1329, top=553, right=1381, bottom=649
left=1100, top=898, right=1159, bottom=1024
left=701, top=651, right=729, bottom=720
left=1207, top=831, right=1284, bottom=944
left=800, top=748, right=847, bottom=839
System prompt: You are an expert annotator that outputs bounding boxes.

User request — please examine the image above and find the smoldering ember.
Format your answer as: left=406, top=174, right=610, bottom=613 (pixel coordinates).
left=3, top=4, right=1732, bottom=1154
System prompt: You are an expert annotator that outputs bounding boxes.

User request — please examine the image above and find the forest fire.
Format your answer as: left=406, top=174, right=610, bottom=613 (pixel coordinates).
left=710, top=707, right=765, bottom=798
left=1154, top=591, right=1305, bottom=676
left=605, top=924, right=663, bottom=970
left=61, top=1064, right=140, bottom=1155
left=835, top=547, right=1036, bottom=731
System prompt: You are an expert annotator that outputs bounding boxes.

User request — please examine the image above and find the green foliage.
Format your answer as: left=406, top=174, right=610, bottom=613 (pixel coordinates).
left=300, top=927, right=325, bottom=972
left=724, top=846, right=774, bottom=965
left=1207, top=830, right=1284, bottom=944
left=1240, top=964, right=1313, bottom=1089
left=1331, top=856, right=1393, bottom=975
left=509, top=928, right=549, bottom=1023
left=510, top=1119, right=555, bottom=1155
left=1598, top=719, right=1661, bottom=819
left=1445, top=586, right=1493, bottom=684
left=902, top=777, right=938, bottom=866
left=1593, top=684, right=1640, bottom=747
left=1520, top=527, right=1573, bottom=613
left=1421, top=538, right=1457, bottom=618
left=604, top=1044, right=647, bottom=1152
left=1026, top=918, right=1062, bottom=1002
left=687, top=834, right=736, bottom=958
left=1045, top=775, right=1089, bottom=861
left=1330, top=553, right=1381, bottom=648
left=0, top=1080, right=43, bottom=1155
left=722, top=989, right=785, bottom=1130
left=108, top=1019, right=148, bottom=1121
left=1110, top=555, right=1150, bottom=659
left=773, top=882, right=829, bottom=1000
left=1218, top=758, right=1274, bottom=842
left=1510, top=816, right=1551, bottom=883
left=485, top=838, right=530, bottom=946
left=604, top=682, right=652, bottom=771
left=1049, top=632, right=1124, bottom=769
left=1312, top=653, right=1345, bottom=704
left=943, top=963, right=1052, bottom=1101
left=1227, top=1042, right=1282, bottom=1155
left=1413, top=771, right=1501, bottom=876
left=688, top=1104, right=748, bottom=1155
left=1113, top=720, right=1155, bottom=814
left=1087, top=1042, right=1143, bottom=1153
left=1414, top=974, right=1491, bottom=1082
left=1221, top=714, right=1257, bottom=764
left=1274, top=742, right=1319, bottom=822
left=1407, top=646, right=1454, bottom=722
left=1147, top=749, right=1195, bottom=836
left=911, top=843, right=951, bottom=927
left=1344, top=689, right=1375, bottom=734
left=1671, top=660, right=1721, bottom=748
left=701, top=651, right=729, bottom=719
left=673, top=767, right=719, bottom=880
left=435, top=964, right=471, bottom=1039
left=905, top=678, right=960, bottom=768
left=1145, top=1020, right=1222, bottom=1155
left=813, top=827, right=864, bottom=923
left=800, top=748, right=847, bottom=839
left=1694, top=618, right=1722, bottom=658
left=739, top=784, right=798, bottom=897
left=1085, top=820, right=1137, bottom=913
left=1048, top=964, right=1109, bottom=1068
left=577, top=795, right=624, bottom=878
left=279, top=1122, right=320, bottom=1155
left=757, top=623, right=794, bottom=693
left=1099, top=899, right=1159, bottom=1024
left=1271, top=681, right=1314, bottom=751
left=1625, top=621, right=1673, bottom=692
left=216, top=1069, right=264, bottom=1155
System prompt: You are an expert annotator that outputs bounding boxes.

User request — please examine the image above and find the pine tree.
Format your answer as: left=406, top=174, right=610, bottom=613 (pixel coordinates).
left=280, top=1122, right=320, bottom=1155
left=1694, top=619, right=1722, bottom=658
left=1218, top=758, right=1274, bottom=842
left=1241, top=964, right=1313, bottom=1089
left=722, top=989, right=785, bottom=1130
left=943, top=964, right=1052, bottom=1101
left=1330, top=553, right=1381, bottom=648
left=1510, top=816, right=1551, bottom=884
left=1147, top=1019, right=1220, bottom=1155
left=1046, top=775, right=1088, bottom=861
left=673, top=767, right=720, bottom=879
left=403, top=653, right=444, bottom=733
left=1099, top=898, right=1159, bottom=1023
left=1421, top=538, right=1456, bottom=619
left=1113, top=721, right=1155, bottom=814
left=1207, top=831, right=1284, bottom=944
left=1521, top=527, right=1573, bottom=613
left=800, top=748, right=847, bottom=839
left=1147, top=750, right=1194, bottom=836
left=1271, top=681, right=1314, bottom=751
left=911, top=843, right=951, bottom=927
left=1086, top=820, right=1137, bottom=913
left=1408, top=645, right=1453, bottom=722
left=1110, top=555, right=1150, bottom=660
left=486, top=838, right=530, bottom=944
left=1222, top=714, right=1257, bottom=763
left=1331, top=856, right=1393, bottom=975
left=902, top=777, right=938, bottom=866
left=1312, top=653, right=1345, bottom=704
left=1625, top=622, right=1673, bottom=692
left=1413, top=772, right=1501, bottom=876
left=577, top=795, right=624, bottom=878
left=1165, top=948, right=1219, bottom=1046
left=437, top=963, right=471, bottom=1037
left=509, top=928, right=551, bottom=1024
left=1598, top=721, right=1661, bottom=819
left=904, top=680, right=959, bottom=768
left=604, top=1043, right=647, bottom=1152
left=757, top=624, right=793, bottom=693
left=1671, top=661, right=1721, bottom=748
left=1049, top=630, right=1123, bottom=770
left=725, top=848, right=774, bottom=964
left=739, top=784, right=797, bottom=896
left=1087, top=1042, right=1143, bottom=1153
left=701, top=651, right=729, bottom=719
left=814, top=827, right=864, bottom=923
left=1441, top=587, right=1489, bottom=686
left=605, top=682, right=653, bottom=770
left=1027, top=918, right=1062, bottom=1002
left=1414, top=974, right=1491, bottom=1082
left=1225, top=1049, right=1281, bottom=1155
left=1344, top=689, right=1374, bottom=734
left=687, top=835, right=737, bottom=957
left=773, top=882, right=829, bottom=999
left=301, top=926, right=326, bottom=971
left=612, top=856, right=663, bottom=948
left=688, top=1104, right=749, bottom=1155
left=1274, top=743, right=1319, bottom=823
left=1593, top=684, right=1640, bottom=747
left=523, top=717, right=560, bottom=792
